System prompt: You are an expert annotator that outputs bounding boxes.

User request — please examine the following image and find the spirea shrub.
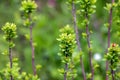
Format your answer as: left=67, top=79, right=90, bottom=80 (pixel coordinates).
left=20, top=0, right=38, bottom=76
left=1, top=0, right=120, bottom=80
left=2, top=23, right=17, bottom=42
left=57, top=25, right=76, bottom=58
left=105, top=43, right=120, bottom=79
left=20, top=0, right=37, bottom=16
left=57, top=25, right=76, bottom=80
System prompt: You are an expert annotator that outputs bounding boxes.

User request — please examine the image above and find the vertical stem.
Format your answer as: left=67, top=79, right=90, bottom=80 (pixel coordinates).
left=111, top=60, right=115, bottom=80
left=72, top=0, right=86, bottom=80
left=106, top=0, right=114, bottom=80
left=29, top=14, right=36, bottom=75
left=111, top=70, right=115, bottom=80
left=30, top=25, right=36, bottom=75
left=64, top=62, right=68, bottom=80
left=85, top=12, right=94, bottom=80
left=9, top=40, right=13, bottom=80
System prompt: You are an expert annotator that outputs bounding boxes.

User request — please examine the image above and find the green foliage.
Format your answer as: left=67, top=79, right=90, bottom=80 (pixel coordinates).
left=1, top=21, right=40, bottom=80
left=82, top=32, right=87, bottom=38
left=20, top=0, right=37, bottom=17
left=113, top=0, right=120, bottom=26
left=77, top=0, right=96, bottom=16
left=104, top=43, right=120, bottom=79
left=75, top=0, right=96, bottom=28
left=0, top=62, right=20, bottom=80
left=1, top=0, right=120, bottom=80
left=57, top=25, right=76, bottom=58
left=68, top=62, right=77, bottom=78
left=36, top=64, right=42, bottom=71
left=20, top=0, right=37, bottom=26
left=57, top=25, right=76, bottom=79
left=58, top=62, right=77, bottom=79
left=105, top=43, right=120, bottom=70
left=1, top=22, right=17, bottom=41
left=0, top=60, right=40, bottom=80
left=104, top=3, right=113, bottom=11
left=86, top=73, right=92, bottom=79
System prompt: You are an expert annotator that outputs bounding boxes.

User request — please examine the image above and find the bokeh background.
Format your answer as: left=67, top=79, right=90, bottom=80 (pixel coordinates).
left=0, top=0, right=119, bottom=80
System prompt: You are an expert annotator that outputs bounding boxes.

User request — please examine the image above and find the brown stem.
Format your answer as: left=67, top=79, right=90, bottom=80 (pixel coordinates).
left=111, top=60, right=115, bottom=80
left=72, top=0, right=86, bottom=80
left=9, top=40, right=13, bottom=80
left=111, top=69, right=115, bottom=80
left=106, top=0, right=114, bottom=80
left=28, top=14, right=36, bottom=75
left=30, top=25, right=36, bottom=75
left=64, top=62, right=68, bottom=80
left=85, top=12, right=94, bottom=80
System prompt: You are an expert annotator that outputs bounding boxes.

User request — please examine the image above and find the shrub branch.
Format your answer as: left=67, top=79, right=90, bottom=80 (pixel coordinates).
left=64, top=61, right=68, bottom=80
left=85, top=13, right=94, bottom=80
left=71, top=0, right=86, bottom=80
left=30, top=24, right=36, bottom=75
left=106, top=0, right=114, bottom=80
left=8, top=39, right=13, bottom=80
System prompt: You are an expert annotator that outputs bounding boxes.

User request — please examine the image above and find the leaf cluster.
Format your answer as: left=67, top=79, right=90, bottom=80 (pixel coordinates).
left=20, top=0, right=37, bottom=27
left=20, top=0, right=37, bottom=17
left=57, top=25, right=76, bottom=58
left=74, top=0, right=96, bottom=28
left=1, top=22, right=17, bottom=41
left=113, top=0, right=120, bottom=26
left=105, top=43, right=120, bottom=71
left=77, top=0, right=96, bottom=17
left=0, top=60, right=40, bottom=80
left=58, top=62, right=77, bottom=79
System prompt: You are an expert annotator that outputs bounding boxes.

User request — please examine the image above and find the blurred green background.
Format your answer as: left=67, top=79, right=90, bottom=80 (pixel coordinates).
left=0, top=0, right=119, bottom=80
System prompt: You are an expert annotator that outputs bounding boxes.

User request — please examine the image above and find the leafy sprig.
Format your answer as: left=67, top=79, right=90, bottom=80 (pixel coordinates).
left=20, top=0, right=38, bottom=76
left=20, top=0, right=37, bottom=26
left=2, top=22, right=17, bottom=42
left=105, top=43, right=120, bottom=80
left=57, top=25, right=76, bottom=59
left=57, top=25, right=76, bottom=80
left=20, top=0, right=37, bottom=17
left=105, top=43, right=120, bottom=70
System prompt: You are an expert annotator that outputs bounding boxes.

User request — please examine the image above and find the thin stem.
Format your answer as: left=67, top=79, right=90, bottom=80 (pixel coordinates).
left=111, top=70, right=115, bottom=80
left=64, top=62, right=68, bottom=80
left=30, top=25, right=36, bottom=75
left=29, top=15, right=36, bottom=75
left=106, top=0, right=114, bottom=80
left=9, top=40, right=13, bottom=80
left=72, top=0, right=86, bottom=80
left=85, top=12, right=94, bottom=80
left=111, top=60, right=115, bottom=80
